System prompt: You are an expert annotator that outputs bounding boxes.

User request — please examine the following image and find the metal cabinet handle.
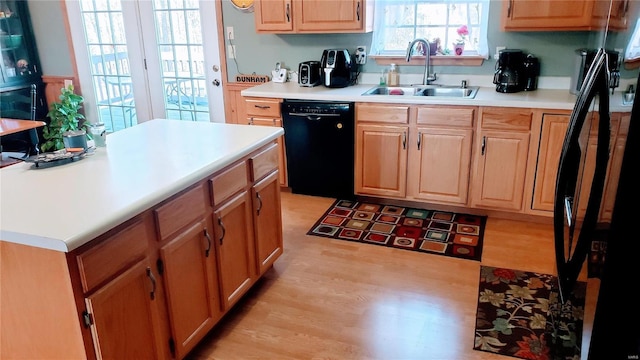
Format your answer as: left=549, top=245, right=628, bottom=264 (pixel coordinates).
left=248, top=117, right=254, bottom=125
left=357, top=1, right=361, bottom=21
left=146, top=267, right=156, bottom=300
left=481, top=136, right=486, bottom=155
left=255, top=105, right=270, bottom=109
left=204, top=229, right=212, bottom=257
left=507, top=0, right=513, bottom=17
left=217, top=216, right=226, bottom=245
left=286, top=3, right=290, bottom=22
left=417, top=132, right=422, bottom=150
left=402, top=131, right=407, bottom=150
left=256, top=192, right=263, bottom=215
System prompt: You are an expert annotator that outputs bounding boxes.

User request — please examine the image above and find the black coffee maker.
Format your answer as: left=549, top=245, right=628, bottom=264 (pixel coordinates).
left=493, top=49, right=525, bottom=93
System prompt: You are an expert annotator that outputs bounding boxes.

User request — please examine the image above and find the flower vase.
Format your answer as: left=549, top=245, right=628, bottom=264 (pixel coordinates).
left=454, top=43, right=465, bottom=56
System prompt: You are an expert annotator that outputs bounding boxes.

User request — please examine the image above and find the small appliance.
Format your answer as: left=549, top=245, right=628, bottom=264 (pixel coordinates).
left=320, top=49, right=352, bottom=88
left=493, top=49, right=525, bottom=93
left=569, top=48, right=620, bottom=94
left=298, top=61, right=321, bottom=87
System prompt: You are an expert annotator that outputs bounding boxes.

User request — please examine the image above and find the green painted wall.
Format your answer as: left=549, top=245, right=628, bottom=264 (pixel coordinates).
left=28, top=0, right=639, bottom=82
left=221, top=0, right=639, bottom=80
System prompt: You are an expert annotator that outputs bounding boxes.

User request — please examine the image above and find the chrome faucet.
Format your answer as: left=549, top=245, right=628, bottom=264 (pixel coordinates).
left=406, top=38, right=436, bottom=85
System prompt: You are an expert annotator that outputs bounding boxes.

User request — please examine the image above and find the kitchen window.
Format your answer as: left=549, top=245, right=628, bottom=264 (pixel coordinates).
left=371, top=0, right=489, bottom=58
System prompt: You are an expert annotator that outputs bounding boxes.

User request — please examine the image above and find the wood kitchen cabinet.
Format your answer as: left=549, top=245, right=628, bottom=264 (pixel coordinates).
left=355, top=103, right=410, bottom=198
left=74, top=215, right=170, bottom=360
left=501, top=0, right=630, bottom=31
left=408, top=106, right=474, bottom=205
left=249, top=145, right=283, bottom=276
left=210, top=161, right=257, bottom=310
left=225, top=83, right=252, bottom=124
left=254, top=0, right=373, bottom=33
left=245, top=97, right=287, bottom=187
left=471, top=107, right=532, bottom=211
left=528, top=111, right=628, bottom=223
left=154, top=182, right=222, bottom=359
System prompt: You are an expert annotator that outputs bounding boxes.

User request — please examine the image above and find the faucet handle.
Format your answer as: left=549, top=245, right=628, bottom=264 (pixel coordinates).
left=461, top=80, right=468, bottom=88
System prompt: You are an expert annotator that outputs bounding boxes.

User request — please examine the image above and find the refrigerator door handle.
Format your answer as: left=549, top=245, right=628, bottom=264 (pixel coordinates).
left=564, top=196, right=573, bottom=228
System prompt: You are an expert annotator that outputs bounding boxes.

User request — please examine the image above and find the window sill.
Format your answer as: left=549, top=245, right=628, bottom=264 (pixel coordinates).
left=370, top=55, right=485, bottom=66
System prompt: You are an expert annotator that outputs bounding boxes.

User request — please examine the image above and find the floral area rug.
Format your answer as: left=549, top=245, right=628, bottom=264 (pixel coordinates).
left=474, top=266, right=586, bottom=360
left=307, top=199, right=486, bottom=261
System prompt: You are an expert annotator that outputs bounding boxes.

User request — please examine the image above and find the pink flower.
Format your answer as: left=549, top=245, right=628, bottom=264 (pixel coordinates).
left=457, top=25, right=469, bottom=37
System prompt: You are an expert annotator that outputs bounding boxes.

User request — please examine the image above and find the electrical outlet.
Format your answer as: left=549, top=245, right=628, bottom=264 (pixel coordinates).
left=227, top=26, right=234, bottom=40
left=64, top=79, right=73, bottom=88
left=227, top=45, right=236, bottom=59
left=494, top=46, right=506, bottom=60
left=355, top=45, right=367, bottom=65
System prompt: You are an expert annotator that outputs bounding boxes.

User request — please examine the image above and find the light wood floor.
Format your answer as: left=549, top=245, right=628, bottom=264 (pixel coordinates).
left=188, top=192, right=599, bottom=360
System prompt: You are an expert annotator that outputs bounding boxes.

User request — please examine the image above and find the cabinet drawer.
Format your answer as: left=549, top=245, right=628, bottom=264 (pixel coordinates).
left=210, top=160, right=248, bottom=206
left=154, top=183, right=208, bottom=240
left=76, top=218, right=151, bottom=293
left=250, top=143, right=279, bottom=182
left=416, top=106, right=475, bottom=128
left=356, top=103, right=410, bottom=124
left=480, top=107, right=532, bottom=131
left=246, top=98, right=281, bottom=118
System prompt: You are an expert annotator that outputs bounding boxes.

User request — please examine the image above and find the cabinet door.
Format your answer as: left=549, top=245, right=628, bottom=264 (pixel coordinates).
left=408, top=126, right=472, bottom=205
left=471, top=130, right=530, bottom=211
left=294, top=0, right=365, bottom=32
left=531, top=114, right=569, bottom=212
left=600, top=114, right=629, bottom=222
left=502, top=0, right=592, bottom=30
left=160, top=219, right=221, bottom=359
left=85, top=259, right=164, bottom=359
left=214, top=191, right=256, bottom=310
left=355, top=124, right=408, bottom=198
left=252, top=170, right=283, bottom=275
left=254, top=0, right=293, bottom=32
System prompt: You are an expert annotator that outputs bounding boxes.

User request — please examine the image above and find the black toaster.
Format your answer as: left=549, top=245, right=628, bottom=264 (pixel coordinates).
left=298, top=61, right=321, bottom=87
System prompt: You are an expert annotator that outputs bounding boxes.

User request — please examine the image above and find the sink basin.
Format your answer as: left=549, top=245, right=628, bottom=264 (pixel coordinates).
left=362, top=85, right=479, bottom=99
left=361, top=86, right=420, bottom=96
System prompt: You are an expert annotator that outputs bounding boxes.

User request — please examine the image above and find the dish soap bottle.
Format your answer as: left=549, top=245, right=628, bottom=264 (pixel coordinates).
left=387, top=63, right=399, bottom=86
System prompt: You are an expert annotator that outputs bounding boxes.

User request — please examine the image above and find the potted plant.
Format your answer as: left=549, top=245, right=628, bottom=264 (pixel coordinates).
left=41, top=84, right=90, bottom=152
left=453, top=25, right=468, bottom=56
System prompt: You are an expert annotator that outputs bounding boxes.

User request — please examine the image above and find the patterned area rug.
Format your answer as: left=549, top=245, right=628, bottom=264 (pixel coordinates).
left=474, top=266, right=586, bottom=360
left=307, top=199, right=486, bottom=261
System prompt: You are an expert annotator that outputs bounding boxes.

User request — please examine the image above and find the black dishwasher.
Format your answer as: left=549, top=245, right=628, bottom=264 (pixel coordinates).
left=281, top=100, right=354, bottom=199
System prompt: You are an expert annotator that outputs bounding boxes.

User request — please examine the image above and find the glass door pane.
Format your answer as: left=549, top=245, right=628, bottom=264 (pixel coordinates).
left=151, top=0, right=209, bottom=121
left=79, top=0, right=136, bottom=133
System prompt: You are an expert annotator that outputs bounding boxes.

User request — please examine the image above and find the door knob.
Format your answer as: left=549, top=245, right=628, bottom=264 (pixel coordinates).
left=212, top=65, right=219, bottom=72
left=212, top=79, right=221, bottom=86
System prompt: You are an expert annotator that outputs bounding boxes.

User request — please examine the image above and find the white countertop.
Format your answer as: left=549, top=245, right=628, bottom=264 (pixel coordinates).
left=0, top=119, right=284, bottom=252
left=242, top=81, right=634, bottom=112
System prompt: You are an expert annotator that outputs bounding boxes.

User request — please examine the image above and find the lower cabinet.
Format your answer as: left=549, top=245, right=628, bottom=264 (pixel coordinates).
left=84, top=257, right=166, bottom=359
left=67, top=141, right=283, bottom=360
left=408, top=106, right=474, bottom=205
left=159, top=219, right=221, bottom=359
left=529, top=111, right=628, bottom=223
left=471, top=107, right=532, bottom=211
left=214, top=190, right=257, bottom=310
left=355, top=103, right=475, bottom=206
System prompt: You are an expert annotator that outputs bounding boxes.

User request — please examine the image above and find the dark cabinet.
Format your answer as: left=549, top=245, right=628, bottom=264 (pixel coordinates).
left=0, top=1, right=47, bottom=154
left=0, top=0, right=41, bottom=85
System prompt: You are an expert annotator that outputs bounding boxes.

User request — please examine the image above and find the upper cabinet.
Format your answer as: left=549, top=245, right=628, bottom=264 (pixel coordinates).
left=502, top=0, right=630, bottom=31
left=0, top=0, right=42, bottom=87
left=254, top=0, right=373, bottom=34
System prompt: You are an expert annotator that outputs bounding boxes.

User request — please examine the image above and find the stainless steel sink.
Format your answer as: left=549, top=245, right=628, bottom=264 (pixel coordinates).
left=361, top=86, right=420, bottom=96
left=362, top=85, right=479, bottom=99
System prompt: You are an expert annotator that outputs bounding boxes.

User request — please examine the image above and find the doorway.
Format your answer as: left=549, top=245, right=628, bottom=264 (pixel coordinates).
left=65, top=0, right=225, bottom=133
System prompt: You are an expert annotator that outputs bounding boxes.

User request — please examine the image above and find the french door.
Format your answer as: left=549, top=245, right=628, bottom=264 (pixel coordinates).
left=65, top=0, right=225, bottom=133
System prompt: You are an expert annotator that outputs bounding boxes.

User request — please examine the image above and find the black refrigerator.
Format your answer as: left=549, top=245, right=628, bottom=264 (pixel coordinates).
left=552, top=12, right=640, bottom=360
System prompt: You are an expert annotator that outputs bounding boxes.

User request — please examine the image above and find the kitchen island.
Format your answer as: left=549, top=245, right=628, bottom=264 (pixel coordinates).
left=0, top=119, right=285, bottom=359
